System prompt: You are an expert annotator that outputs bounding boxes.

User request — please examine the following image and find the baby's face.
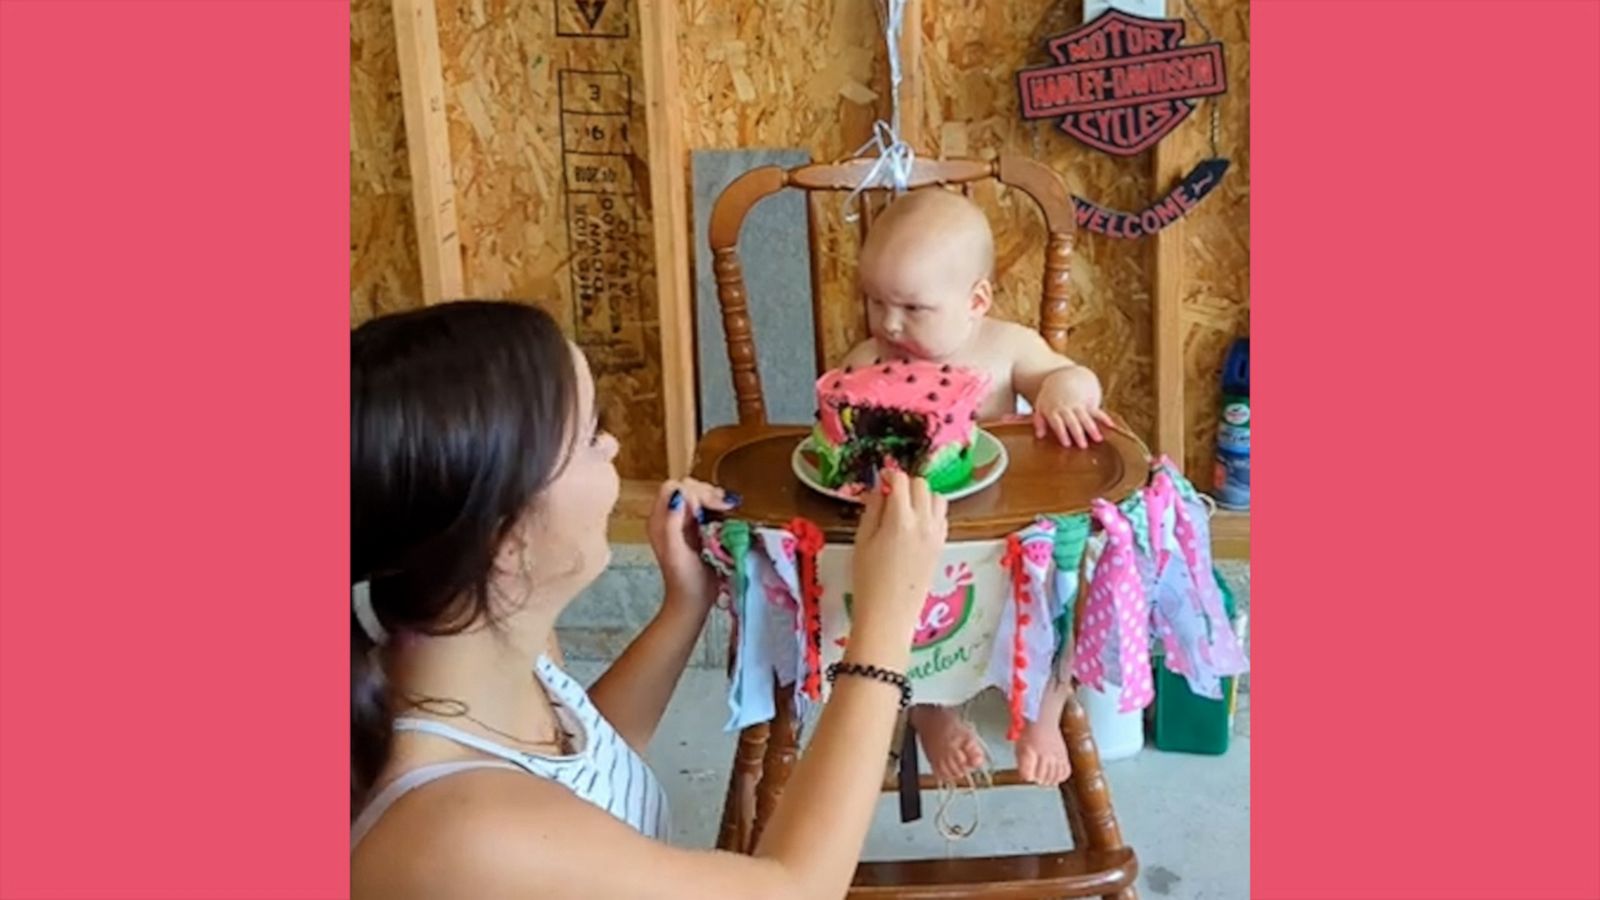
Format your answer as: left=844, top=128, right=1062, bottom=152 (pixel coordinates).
left=860, top=258, right=982, bottom=361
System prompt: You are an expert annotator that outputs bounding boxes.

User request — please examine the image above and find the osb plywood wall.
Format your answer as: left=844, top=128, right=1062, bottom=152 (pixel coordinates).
left=929, top=0, right=1250, bottom=485
left=350, top=0, right=1249, bottom=483
left=350, top=0, right=668, bottom=478
left=434, top=0, right=667, bottom=478
left=679, top=0, right=889, bottom=366
left=352, top=0, right=424, bottom=322
left=1168, top=0, right=1249, bottom=483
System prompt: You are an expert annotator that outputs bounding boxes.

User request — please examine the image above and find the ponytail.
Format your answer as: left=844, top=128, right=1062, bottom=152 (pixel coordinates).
left=350, top=605, right=392, bottom=818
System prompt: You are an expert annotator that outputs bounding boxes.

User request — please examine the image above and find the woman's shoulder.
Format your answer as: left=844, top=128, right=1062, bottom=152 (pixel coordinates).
left=353, top=765, right=798, bottom=900
left=353, top=767, right=572, bottom=898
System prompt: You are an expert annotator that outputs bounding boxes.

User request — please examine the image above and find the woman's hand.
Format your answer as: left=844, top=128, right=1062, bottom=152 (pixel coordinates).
left=646, top=478, right=738, bottom=609
left=848, top=470, right=948, bottom=654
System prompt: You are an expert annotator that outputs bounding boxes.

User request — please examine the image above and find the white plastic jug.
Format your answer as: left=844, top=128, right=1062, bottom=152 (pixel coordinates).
left=1079, top=681, right=1145, bottom=761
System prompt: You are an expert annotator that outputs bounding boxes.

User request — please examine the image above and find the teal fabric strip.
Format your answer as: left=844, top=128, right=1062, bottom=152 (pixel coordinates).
left=720, top=519, right=752, bottom=614
left=1047, top=512, right=1091, bottom=661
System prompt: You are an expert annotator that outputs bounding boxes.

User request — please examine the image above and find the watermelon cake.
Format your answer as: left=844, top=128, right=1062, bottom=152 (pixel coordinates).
left=807, top=358, right=990, bottom=495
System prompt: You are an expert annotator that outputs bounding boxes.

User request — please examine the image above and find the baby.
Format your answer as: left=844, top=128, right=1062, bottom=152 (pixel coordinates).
left=840, top=188, right=1114, bottom=786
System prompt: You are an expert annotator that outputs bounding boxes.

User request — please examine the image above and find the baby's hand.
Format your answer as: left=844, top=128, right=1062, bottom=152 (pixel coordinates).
left=1033, top=366, right=1116, bottom=449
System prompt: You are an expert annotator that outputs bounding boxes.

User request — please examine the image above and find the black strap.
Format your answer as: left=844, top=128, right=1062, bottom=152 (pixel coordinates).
left=897, top=717, right=922, bottom=823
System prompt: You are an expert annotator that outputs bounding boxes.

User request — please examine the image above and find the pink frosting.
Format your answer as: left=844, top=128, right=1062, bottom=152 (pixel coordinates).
left=816, top=359, right=990, bottom=448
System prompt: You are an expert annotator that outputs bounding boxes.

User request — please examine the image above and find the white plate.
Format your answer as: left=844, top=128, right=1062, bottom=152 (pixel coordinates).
left=791, top=428, right=1009, bottom=504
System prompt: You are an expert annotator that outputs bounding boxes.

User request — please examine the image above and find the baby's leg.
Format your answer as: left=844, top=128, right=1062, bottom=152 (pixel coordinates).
left=909, top=703, right=986, bottom=782
left=1015, top=676, right=1074, bottom=785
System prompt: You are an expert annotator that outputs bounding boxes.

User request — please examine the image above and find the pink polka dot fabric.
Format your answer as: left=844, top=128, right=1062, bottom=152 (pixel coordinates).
left=1172, top=486, right=1249, bottom=676
left=1073, top=499, right=1155, bottom=713
left=1144, top=472, right=1197, bottom=681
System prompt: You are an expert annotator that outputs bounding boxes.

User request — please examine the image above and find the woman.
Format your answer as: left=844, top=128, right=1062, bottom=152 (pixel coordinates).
left=351, top=301, right=948, bottom=899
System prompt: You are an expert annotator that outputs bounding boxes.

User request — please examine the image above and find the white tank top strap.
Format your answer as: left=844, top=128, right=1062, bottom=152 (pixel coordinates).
left=391, top=717, right=545, bottom=764
left=351, top=760, right=518, bottom=849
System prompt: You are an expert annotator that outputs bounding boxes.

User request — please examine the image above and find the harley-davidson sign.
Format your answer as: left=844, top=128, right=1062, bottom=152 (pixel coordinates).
left=1017, top=10, right=1226, bottom=156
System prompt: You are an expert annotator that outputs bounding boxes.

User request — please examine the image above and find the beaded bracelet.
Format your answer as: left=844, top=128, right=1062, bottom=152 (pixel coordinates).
left=825, top=661, right=912, bottom=710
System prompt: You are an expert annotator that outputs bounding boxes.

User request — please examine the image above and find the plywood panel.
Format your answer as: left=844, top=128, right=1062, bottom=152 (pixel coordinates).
left=1174, top=0, right=1250, bottom=486
left=351, top=0, right=424, bottom=323
left=678, top=0, right=887, bottom=368
left=437, top=0, right=666, bottom=478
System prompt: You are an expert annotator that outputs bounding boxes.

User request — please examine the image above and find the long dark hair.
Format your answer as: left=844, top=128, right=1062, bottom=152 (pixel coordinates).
left=350, top=300, right=578, bottom=816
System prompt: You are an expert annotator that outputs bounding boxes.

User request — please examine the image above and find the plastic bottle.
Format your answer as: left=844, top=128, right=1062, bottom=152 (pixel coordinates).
left=1212, top=338, right=1249, bottom=510
left=1080, top=680, right=1145, bottom=761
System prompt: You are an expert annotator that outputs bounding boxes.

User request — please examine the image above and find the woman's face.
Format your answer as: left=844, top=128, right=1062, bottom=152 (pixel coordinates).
left=513, top=342, right=621, bottom=605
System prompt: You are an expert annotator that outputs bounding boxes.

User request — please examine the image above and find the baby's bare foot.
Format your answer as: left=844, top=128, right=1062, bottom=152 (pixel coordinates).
left=1015, top=715, right=1072, bottom=786
left=909, top=704, right=986, bottom=782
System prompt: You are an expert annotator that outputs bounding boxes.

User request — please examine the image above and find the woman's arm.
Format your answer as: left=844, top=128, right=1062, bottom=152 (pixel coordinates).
left=586, top=591, right=709, bottom=751
left=588, top=478, right=731, bottom=751
left=495, top=669, right=911, bottom=900
left=368, top=473, right=946, bottom=900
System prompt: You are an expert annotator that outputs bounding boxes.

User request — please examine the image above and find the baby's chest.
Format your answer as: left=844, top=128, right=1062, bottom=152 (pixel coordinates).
left=974, top=371, right=1020, bottom=417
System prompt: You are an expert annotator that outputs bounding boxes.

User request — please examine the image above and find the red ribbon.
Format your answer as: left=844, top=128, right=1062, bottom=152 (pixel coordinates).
left=789, top=517, right=826, bottom=701
left=1001, top=533, right=1031, bottom=741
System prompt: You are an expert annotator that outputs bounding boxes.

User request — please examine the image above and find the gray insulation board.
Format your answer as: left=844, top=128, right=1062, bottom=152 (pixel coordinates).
left=691, top=149, right=816, bottom=433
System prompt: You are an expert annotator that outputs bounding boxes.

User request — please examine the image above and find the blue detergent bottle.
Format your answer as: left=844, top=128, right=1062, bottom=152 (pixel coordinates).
left=1213, top=338, right=1249, bottom=510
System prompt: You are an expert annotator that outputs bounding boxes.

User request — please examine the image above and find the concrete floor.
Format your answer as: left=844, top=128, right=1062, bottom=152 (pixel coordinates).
left=566, top=660, right=1250, bottom=899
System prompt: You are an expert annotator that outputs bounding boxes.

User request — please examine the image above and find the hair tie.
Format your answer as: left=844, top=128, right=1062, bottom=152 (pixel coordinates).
left=352, top=580, right=389, bottom=646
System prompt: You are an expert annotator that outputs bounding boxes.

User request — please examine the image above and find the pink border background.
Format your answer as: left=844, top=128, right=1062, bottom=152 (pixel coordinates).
left=1, top=1, right=1595, bottom=897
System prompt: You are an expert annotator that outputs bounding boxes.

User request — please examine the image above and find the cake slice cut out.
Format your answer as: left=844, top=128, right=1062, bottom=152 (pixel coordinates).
left=808, top=359, right=990, bottom=495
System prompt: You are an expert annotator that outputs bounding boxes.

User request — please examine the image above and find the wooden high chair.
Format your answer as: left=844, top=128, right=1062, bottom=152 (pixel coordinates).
left=695, top=155, right=1142, bottom=899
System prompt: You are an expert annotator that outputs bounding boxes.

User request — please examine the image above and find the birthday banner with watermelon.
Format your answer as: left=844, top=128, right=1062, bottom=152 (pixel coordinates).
left=819, top=541, right=1010, bottom=705
left=701, top=458, right=1249, bottom=739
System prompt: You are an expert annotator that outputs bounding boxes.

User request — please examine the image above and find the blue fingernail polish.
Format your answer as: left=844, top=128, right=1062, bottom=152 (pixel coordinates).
left=724, top=491, right=742, bottom=507
left=696, top=507, right=707, bottom=524
left=668, top=490, right=683, bottom=511
left=866, top=469, right=878, bottom=488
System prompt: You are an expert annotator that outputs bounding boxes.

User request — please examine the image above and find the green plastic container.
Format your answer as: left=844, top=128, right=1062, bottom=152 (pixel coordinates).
left=1151, top=568, right=1244, bottom=755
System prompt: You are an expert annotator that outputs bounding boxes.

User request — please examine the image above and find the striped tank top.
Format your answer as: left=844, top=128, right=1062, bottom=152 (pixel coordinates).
left=351, top=655, right=670, bottom=848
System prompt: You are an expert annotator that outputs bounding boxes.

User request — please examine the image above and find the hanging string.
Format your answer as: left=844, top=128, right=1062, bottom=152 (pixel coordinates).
left=844, top=0, right=915, bottom=220
left=933, top=722, right=996, bottom=852
left=1181, top=0, right=1224, bottom=159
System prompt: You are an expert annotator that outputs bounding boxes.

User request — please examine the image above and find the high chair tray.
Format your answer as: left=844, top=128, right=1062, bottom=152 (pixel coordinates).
left=693, top=420, right=1149, bottom=543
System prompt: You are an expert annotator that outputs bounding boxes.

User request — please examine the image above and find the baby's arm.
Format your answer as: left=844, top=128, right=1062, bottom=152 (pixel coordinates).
left=1007, top=325, right=1113, bottom=448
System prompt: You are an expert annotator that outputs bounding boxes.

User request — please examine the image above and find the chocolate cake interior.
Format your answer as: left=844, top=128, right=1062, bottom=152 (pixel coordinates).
left=835, top=403, right=933, bottom=486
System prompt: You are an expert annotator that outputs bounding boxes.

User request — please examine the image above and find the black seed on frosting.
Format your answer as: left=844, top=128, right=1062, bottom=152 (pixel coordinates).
left=927, top=392, right=938, bottom=402
left=873, top=357, right=882, bottom=365
left=844, top=365, right=853, bottom=374
left=899, top=357, right=910, bottom=364
left=944, top=413, right=954, bottom=424
left=939, top=377, right=950, bottom=387
left=905, top=374, right=916, bottom=384
left=832, top=381, right=841, bottom=389
left=940, top=364, right=952, bottom=373
left=970, top=410, right=979, bottom=420
left=882, top=365, right=893, bottom=374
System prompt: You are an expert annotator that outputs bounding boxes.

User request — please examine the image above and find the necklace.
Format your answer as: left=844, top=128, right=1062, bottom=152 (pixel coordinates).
left=403, top=693, right=574, bottom=752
